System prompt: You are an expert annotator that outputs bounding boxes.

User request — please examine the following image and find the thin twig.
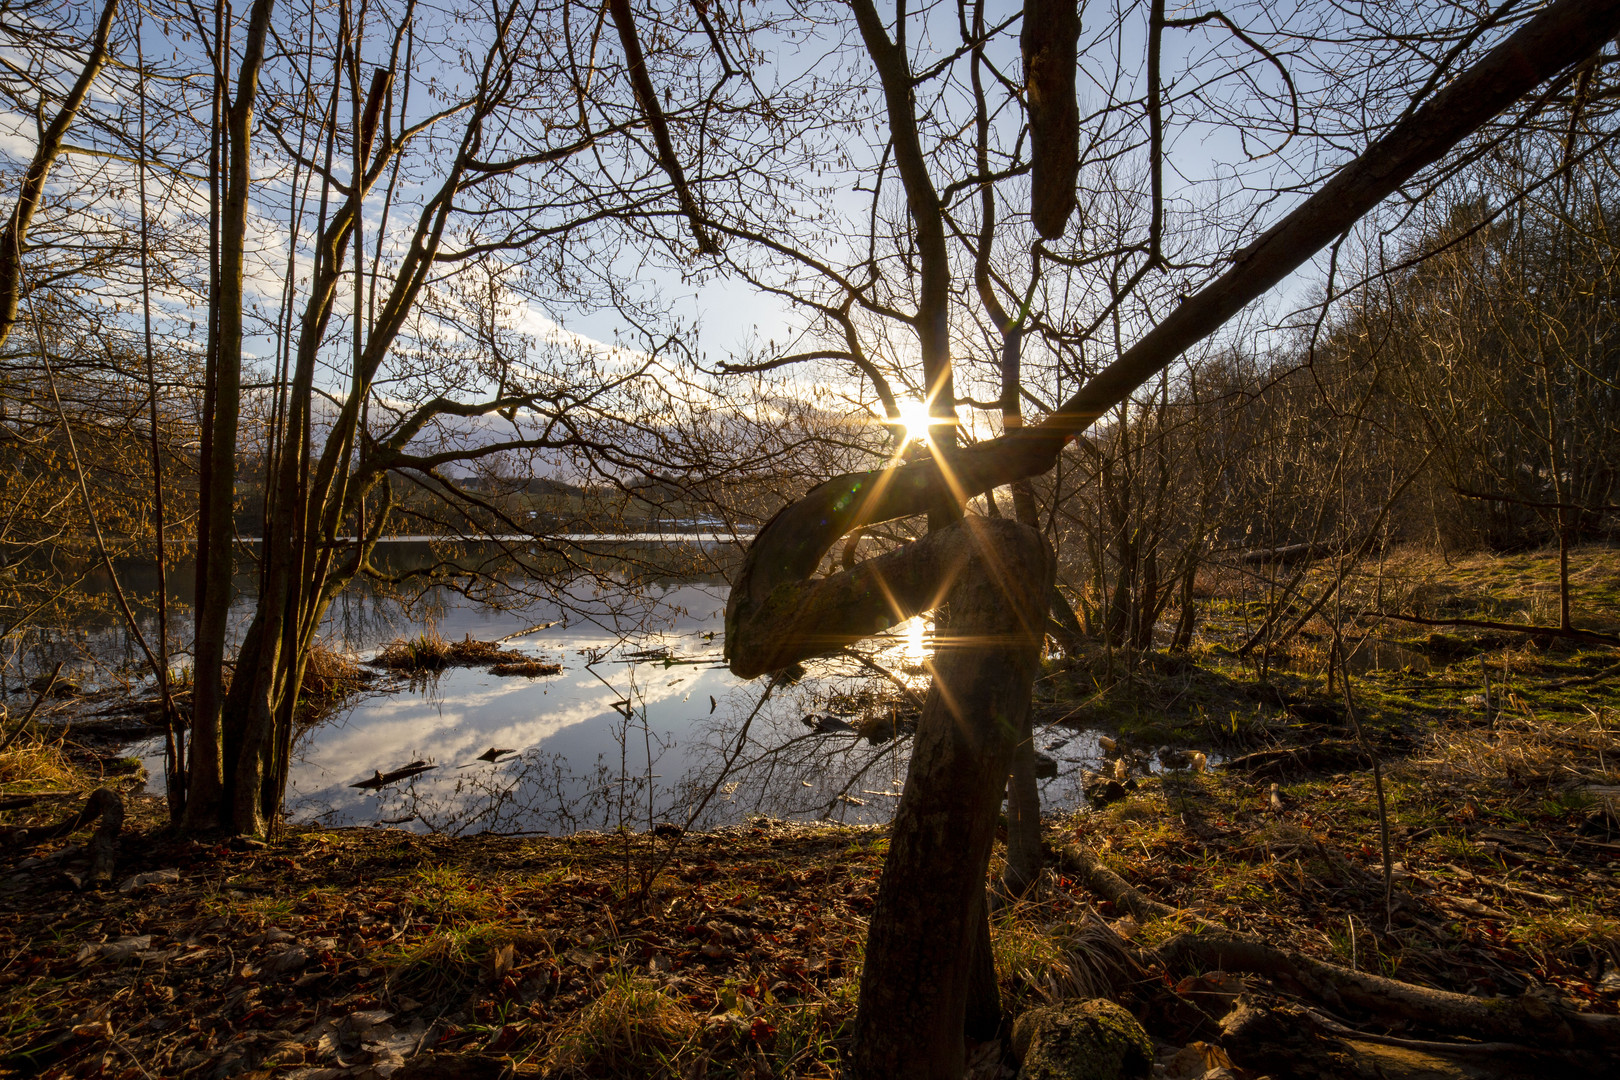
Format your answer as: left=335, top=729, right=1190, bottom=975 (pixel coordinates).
left=625, top=679, right=777, bottom=905
left=0, top=661, right=63, bottom=754
left=1335, top=635, right=1394, bottom=928
left=28, top=295, right=167, bottom=701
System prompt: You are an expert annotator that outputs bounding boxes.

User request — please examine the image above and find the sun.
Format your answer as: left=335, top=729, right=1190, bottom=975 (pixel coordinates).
left=894, top=398, right=935, bottom=445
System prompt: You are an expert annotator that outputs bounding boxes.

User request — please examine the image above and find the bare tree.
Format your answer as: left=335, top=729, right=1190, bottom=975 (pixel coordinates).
left=717, top=2, right=1620, bottom=1075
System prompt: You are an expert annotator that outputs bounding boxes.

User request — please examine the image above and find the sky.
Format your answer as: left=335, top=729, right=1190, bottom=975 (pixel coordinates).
left=0, top=0, right=1548, bottom=456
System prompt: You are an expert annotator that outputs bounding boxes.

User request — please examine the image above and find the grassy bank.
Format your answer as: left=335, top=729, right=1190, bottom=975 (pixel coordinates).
left=1, top=544, right=1616, bottom=1078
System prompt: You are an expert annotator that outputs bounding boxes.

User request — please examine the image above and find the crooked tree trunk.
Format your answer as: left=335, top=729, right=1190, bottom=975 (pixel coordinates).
left=850, top=517, right=1052, bottom=1079
left=727, top=513, right=1052, bottom=1077
left=721, top=0, right=1614, bottom=1070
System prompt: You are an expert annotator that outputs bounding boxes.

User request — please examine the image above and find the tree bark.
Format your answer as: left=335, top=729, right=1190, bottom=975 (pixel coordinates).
left=850, top=517, right=1053, bottom=1080
left=1022, top=0, right=1081, bottom=239
left=187, top=0, right=278, bottom=832
left=963, top=899, right=1001, bottom=1041
left=1002, top=735, right=1043, bottom=897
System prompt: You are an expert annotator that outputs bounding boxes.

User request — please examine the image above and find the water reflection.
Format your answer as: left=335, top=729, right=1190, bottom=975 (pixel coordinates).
left=902, top=615, right=929, bottom=663
left=115, top=563, right=1120, bottom=836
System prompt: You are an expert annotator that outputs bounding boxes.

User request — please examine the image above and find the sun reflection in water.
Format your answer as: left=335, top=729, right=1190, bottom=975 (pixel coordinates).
left=902, top=615, right=931, bottom=662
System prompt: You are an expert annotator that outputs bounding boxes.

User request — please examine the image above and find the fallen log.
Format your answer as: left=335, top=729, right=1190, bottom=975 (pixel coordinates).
left=1221, top=740, right=1371, bottom=778
left=1158, top=929, right=1620, bottom=1050
left=1222, top=996, right=1581, bottom=1080
left=1056, top=843, right=1620, bottom=1051
left=1236, top=542, right=1337, bottom=566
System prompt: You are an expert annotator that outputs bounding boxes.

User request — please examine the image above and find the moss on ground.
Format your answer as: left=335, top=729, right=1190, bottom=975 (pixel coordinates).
left=1, top=544, right=1617, bottom=1078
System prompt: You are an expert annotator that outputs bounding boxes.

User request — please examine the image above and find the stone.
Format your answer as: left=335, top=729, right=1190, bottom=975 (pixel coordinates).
left=1082, top=772, right=1129, bottom=809
left=1012, top=999, right=1153, bottom=1080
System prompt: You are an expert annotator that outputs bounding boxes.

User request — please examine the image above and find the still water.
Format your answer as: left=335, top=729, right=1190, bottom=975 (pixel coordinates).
left=99, top=540, right=1101, bottom=836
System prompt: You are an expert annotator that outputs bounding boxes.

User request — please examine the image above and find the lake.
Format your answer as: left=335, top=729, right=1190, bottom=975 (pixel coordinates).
left=44, top=536, right=1106, bottom=835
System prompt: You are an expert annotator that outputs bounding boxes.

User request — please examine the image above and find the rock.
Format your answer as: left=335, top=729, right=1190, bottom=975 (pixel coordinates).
left=1082, top=772, right=1129, bottom=809
left=1033, top=751, right=1060, bottom=780
left=118, top=868, right=181, bottom=893
left=1011, top=999, right=1153, bottom=1080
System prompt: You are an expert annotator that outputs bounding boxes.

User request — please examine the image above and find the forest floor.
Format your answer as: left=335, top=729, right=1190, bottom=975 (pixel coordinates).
left=1, top=544, right=1617, bottom=1079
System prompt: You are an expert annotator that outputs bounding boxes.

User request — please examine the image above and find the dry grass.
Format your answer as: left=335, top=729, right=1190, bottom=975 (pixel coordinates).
left=543, top=970, right=699, bottom=1077
left=489, top=659, right=562, bottom=677
left=301, top=641, right=366, bottom=700
left=382, top=924, right=504, bottom=1007
left=0, top=739, right=84, bottom=794
left=375, top=628, right=455, bottom=671
left=1404, top=704, right=1620, bottom=790
left=990, top=899, right=1132, bottom=1010
left=373, top=631, right=535, bottom=673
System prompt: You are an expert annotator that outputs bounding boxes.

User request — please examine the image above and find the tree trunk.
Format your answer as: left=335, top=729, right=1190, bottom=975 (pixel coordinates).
left=1171, top=556, right=1199, bottom=652
left=851, top=517, right=1053, bottom=1080
left=1001, top=468, right=1046, bottom=899
left=963, top=900, right=1001, bottom=1041
left=186, top=0, right=278, bottom=832
left=1002, top=730, right=1043, bottom=897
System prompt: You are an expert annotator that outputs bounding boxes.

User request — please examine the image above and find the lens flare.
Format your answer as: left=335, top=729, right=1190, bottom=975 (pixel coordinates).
left=894, top=398, right=933, bottom=446
left=903, top=615, right=929, bottom=661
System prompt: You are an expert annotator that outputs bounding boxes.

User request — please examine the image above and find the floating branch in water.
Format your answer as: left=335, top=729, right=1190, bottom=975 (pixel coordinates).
left=352, top=761, right=436, bottom=790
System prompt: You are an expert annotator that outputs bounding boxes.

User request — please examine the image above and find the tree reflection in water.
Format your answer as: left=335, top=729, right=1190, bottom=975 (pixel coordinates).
left=295, top=648, right=941, bottom=837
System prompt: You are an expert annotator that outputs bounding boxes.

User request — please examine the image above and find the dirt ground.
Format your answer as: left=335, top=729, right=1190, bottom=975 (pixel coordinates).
left=2, top=545, right=1618, bottom=1078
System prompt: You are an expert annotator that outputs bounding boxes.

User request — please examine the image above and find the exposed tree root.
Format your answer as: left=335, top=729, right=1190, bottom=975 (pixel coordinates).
left=0, top=786, right=123, bottom=887
left=1220, top=996, right=1584, bottom=1080
left=1056, top=843, right=1620, bottom=1053
left=1056, top=841, right=1178, bottom=922
left=1157, top=930, right=1620, bottom=1049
